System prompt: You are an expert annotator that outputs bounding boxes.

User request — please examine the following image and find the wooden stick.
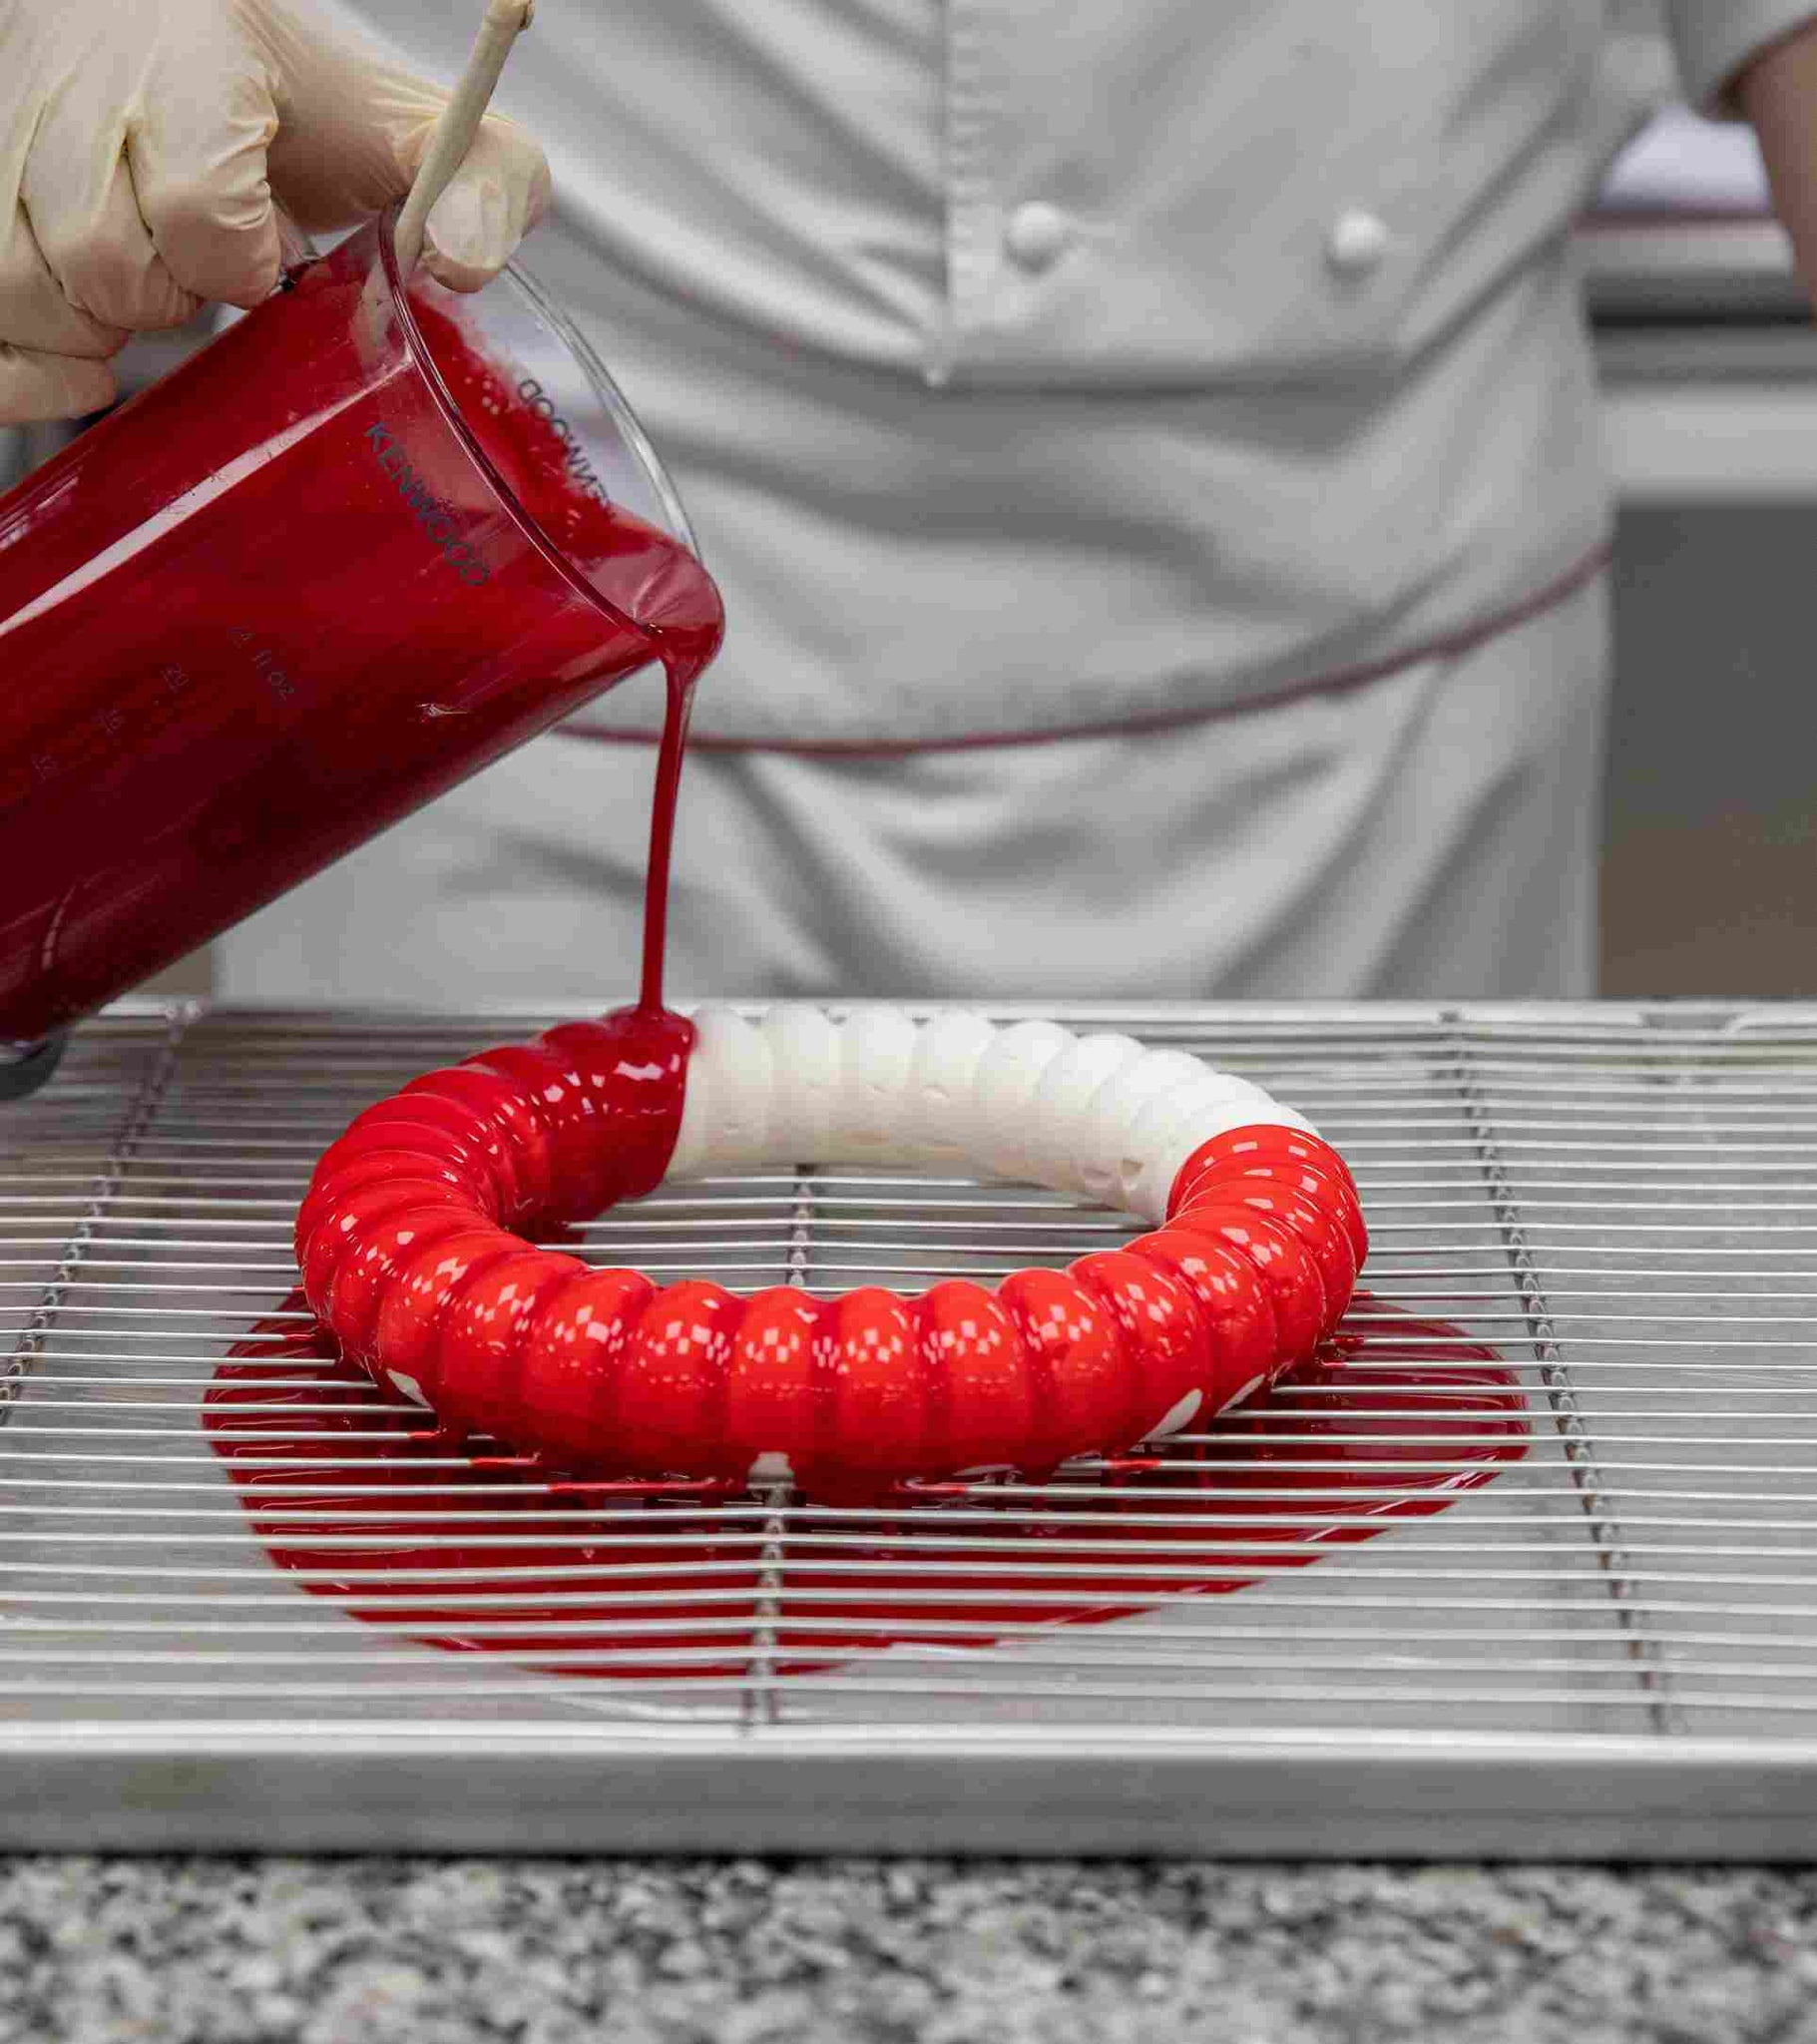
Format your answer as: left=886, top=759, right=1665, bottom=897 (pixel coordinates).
left=392, top=0, right=536, bottom=276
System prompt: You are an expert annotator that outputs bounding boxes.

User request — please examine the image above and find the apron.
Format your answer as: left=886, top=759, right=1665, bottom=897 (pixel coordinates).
left=221, top=561, right=1611, bottom=1002
left=194, top=3, right=1747, bottom=995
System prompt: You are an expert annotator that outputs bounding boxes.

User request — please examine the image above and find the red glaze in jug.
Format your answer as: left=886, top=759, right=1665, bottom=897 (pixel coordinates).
left=0, top=212, right=722, bottom=1046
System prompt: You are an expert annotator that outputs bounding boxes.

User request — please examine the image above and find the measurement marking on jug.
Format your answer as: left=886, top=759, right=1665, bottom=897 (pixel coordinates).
left=22, top=674, right=214, bottom=798
left=227, top=629, right=298, bottom=703
left=227, top=630, right=295, bottom=703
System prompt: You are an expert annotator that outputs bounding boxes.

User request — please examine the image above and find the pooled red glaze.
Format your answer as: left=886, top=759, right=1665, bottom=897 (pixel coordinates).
left=295, top=1060, right=1369, bottom=1498
left=206, top=1293, right=1526, bottom=1682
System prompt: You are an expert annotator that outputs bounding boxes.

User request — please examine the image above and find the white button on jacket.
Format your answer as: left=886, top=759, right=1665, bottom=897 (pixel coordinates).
left=1003, top=201, right=1074, bottom=272
left=220, top=0, right=1817, bottom=1008
left=1325, top=211, right=1392, bottom=278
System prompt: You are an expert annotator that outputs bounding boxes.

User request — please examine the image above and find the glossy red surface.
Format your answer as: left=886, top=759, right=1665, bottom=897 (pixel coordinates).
left=1120, top=1228, right=1279, bottom=1408
left=1163, top=1201, right=1328, bottom=1368
left=206, top=1294, right=1527, bottom=1682
left=1190, top=1182, right=1356, bottom=1334
left=1171, top=1128, right=1359, bottom=1207
left=1198, top=1158, right=1369, bottom=1269
left=0, top=219, right=720, bottom=1041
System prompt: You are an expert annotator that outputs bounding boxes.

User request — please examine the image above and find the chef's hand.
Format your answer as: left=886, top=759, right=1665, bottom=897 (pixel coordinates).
left=0, top=0, right=551, bottom=424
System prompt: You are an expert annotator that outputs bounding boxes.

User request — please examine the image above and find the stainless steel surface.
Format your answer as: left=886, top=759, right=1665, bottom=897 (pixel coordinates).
left=1579, top=219, right=1805, bottom=323
left=8, top=1000, right=1817, bottom=1854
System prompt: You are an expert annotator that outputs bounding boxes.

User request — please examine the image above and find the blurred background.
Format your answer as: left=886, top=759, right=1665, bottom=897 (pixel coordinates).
left=1589, top=4, right=1817, bottom=998
left=12, top=1, right=1817, bottom=1005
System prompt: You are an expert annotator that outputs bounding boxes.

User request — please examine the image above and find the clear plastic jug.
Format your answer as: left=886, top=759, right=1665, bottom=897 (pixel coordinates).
left=0, top=209, right=723, bottom=1070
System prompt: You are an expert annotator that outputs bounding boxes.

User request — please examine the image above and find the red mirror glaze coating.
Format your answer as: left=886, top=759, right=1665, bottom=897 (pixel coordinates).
left=295, top=1027, right=1370, bottom=1498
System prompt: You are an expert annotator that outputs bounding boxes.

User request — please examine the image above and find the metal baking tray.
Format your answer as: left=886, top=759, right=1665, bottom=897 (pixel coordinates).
left=6, top=999, right=1817, bottom=1857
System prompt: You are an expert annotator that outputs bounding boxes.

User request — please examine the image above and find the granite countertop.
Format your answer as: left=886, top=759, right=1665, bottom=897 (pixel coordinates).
left=6, top=1857, right=1817, bottom=2043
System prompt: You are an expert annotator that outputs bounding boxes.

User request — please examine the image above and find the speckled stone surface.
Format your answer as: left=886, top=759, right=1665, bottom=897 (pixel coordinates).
left=5, top=1859, right=1817, bottom=2043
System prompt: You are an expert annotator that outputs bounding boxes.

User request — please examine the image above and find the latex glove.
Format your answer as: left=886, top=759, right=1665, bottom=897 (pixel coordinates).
left=0, top=0, right=551, bottom=423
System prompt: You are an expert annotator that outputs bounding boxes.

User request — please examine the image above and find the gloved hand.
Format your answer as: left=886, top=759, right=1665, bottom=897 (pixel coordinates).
left=0, top=0, right=552, bottom=423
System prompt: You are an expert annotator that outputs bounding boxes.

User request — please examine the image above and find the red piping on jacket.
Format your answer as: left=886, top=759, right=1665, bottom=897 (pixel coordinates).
left=556, top=540, right=1612, bottom=760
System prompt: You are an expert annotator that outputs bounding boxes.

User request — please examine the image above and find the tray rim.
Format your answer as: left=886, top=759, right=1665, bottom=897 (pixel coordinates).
left=0, top=1726, right=1809, bottom=1857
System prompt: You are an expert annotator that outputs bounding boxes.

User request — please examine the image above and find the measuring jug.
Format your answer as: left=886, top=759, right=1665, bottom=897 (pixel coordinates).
left=0, top=208, right=724, bottom=1068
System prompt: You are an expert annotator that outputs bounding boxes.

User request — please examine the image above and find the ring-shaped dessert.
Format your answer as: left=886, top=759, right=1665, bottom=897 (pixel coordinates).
left=295, top=1005, right=1367, bottom=1498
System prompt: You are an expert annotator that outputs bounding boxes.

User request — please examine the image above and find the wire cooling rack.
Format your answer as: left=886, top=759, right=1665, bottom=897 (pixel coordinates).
left=5, top=999, right=1817, bottom=1856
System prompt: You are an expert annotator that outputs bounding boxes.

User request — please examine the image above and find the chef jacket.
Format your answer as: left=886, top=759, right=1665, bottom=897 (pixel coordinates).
left=207, top=0, right=1814, bottom=1013
left=308, top=0, right=1815, bottom=761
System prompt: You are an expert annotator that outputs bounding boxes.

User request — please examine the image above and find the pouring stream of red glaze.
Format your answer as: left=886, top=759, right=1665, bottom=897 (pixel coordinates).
left=406, top=290, right=706, bottom=1023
